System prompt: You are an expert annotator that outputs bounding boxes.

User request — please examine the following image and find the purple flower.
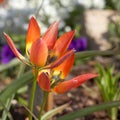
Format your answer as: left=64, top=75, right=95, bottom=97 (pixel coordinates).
left=69, top=37, right=87, bottom=52
left=1, top=45, right=16, bottom=64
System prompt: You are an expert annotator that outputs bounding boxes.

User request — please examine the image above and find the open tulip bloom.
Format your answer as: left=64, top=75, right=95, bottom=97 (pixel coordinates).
left=4, top=16, right=97, bottom=119
left=38, top=54, right=97, bottom=94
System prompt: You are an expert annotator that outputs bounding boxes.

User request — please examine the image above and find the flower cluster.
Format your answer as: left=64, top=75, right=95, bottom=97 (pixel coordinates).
left=4, top=17, right=97, bottom=94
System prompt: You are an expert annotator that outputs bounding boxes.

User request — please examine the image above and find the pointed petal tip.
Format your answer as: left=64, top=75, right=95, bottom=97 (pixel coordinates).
left=3, top=32, right=9, bottom=38
left=51, top=20, right=59, bottom=26
left=53, top=20, right=59, bottom=25
left=53, top=30, right=75, bottom=56
left=68, top=30, right=75, bottom=36
left=26, top=16, right=40, bottom=55
left=76, top=73, right=98, bottom=80
left=42, top=20, right=59, bottom=49
left=52, top=21, right=60, bottom=29
left=53, top=73, right=98, bottom=94
left=30, top=16, right=36, bottom=21
left=3, top=32, right=7, bottom=35
left=71, top=30, right=76, bottom=33
left=87, top=73, right=98, bottom=78
left=3, top=32, right=27, bottom=64
left=31, top=16, right=35, bottom=19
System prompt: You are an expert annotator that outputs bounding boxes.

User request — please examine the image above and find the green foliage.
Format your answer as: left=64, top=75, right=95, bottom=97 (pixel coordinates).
left=57, top=101, right=120, bottom=120
left=108, top=20, right=120, bottom=43
left=75, top=47, right=119, bottom=60
left=11, top=34, right=26, bottom=54
left=0, top=70, right=33, bottom=108
left=73, top=47, right=119, bottom=65
left=41, top=102, right=70, bottom=120
left=95, top=63, right=120, bottom=120
left=105, top=0, right=120, bottom=10
left=0, top=58, right=20, bottom=72
left=96, top=63, right=120, bottom=101
left=62, top=4, right=84, bottom=30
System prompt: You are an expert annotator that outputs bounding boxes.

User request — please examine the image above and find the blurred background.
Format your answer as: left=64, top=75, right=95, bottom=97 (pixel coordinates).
left=0, top=0, right=120, bottom=119
left=0, top=0, right=120, bottom=54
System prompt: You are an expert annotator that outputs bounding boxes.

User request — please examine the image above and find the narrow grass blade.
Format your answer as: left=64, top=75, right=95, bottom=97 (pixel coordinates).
left=0, top=70, right=33, bottom=106
left=57, top=101, right=120, bottom=120
left=42, top=102, right=70, bottom=120
left=0, top=58, right=20, bottom=72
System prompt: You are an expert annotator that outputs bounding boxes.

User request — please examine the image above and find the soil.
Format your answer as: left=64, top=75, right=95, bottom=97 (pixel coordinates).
left=0, top=57, right=120, bottom=120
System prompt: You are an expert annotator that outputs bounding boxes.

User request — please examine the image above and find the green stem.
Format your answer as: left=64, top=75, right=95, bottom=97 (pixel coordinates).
left=29, top=68, right=38, bottom=120
left=38, top=91, right=49, bottom=120
left=110, top=107, right=118, bottom=120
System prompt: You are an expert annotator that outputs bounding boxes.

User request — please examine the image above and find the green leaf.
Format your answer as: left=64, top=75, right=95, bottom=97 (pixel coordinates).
left=0, top=70, right=33, bottom=107
left=75, top=47, right=118, bottom=59
left=95, top=63, right=109, bottom=101
left=57, top=101, right=120, bottom=120
left=0, top=58, right=20, bottom=72
left=113, top=72, right=120, bottom=85
left=42, top=102, right=70, bottom=120
left=0, top=96, right=14, bottom=120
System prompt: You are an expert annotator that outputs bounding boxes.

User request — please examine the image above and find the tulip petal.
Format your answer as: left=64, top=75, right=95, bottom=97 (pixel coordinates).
left=37, top=72, right=50, bottom=91
left=30, top=38, right=48, bottom=67
left=42, top=21, right=59, bottom=49
left=26, top=16, right=40, bottom=55
left=4, top=33, right=26, bottom=62
left=48, top=49, right=75, bottom=69
left=53, top=31, right=75, bottom=57
left=53, top=73, right=98, bottom=94
left=53, top=54, right=75, bottom=79
left=0, top=0, right=4, bottom=3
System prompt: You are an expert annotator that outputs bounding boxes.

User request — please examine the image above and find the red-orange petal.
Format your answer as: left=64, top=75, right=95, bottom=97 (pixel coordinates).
left=53, top=73, right=98, bottom=94
left=53, top=53, right=75, bottom=78
left=53, top=31, right=75, bottom=57
left=26, top=16, right=40, bottom=55
left=0, top=0, right=4, bottom=3
left=42, top=21, right=59, bottom=49
left=4, top=33, right=26, bottom=62
left=30, top=39, right=48, bottom=67
left=48, top=49, right=75, bottom=69
left=37, top=72, right=50, bottom=91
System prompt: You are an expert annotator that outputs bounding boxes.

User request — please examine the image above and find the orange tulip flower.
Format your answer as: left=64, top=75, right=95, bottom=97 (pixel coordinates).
left=4, top=16, right=75, bottom=69
left=37, top=53, right=98, bottom=93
